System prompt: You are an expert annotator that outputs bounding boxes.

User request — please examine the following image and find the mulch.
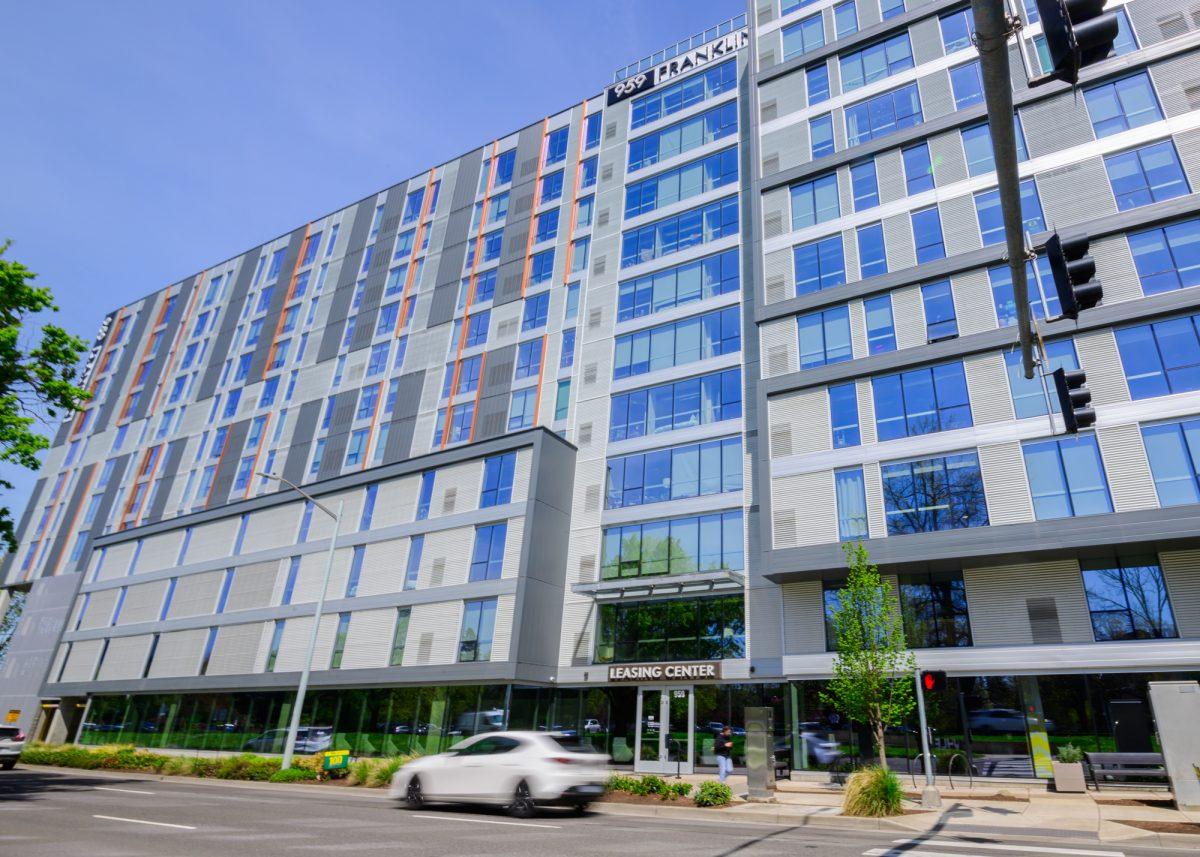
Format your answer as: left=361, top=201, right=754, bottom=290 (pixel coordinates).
left=1095, top=797, right=1174, bottom=807
left=1113, top=819, right=1200, bottom=835
left=596, top=792, right=726, bottom=809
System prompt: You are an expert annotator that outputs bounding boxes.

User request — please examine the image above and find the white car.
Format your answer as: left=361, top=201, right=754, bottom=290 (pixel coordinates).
left=390, top=731, right=607, bottom=817
left=0, top=726, right=25, bottom=770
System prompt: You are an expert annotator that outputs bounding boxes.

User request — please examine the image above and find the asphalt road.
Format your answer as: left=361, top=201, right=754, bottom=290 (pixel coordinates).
left=0, top=767, right=1189, bottom=857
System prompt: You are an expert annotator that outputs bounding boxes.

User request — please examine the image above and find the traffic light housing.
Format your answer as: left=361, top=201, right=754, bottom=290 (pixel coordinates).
left=1052, top=367, right=1096, bottom=433
left=1035, top=0, right=1120, bottom=86
left=1047, top=232, right=1102, bottom=320
left=920, top=671, right=947, bottom=693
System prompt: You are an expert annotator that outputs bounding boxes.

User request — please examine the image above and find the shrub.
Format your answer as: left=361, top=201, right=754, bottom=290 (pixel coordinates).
left=664, top=781, right=693, bottom=801
left=270, top=767, right=319, bottom=783
left=693, top=781, right=733, bottom=807
left=367, top=757, right=405, bottom=788
left=346, top=758, right=374, bottom=786
left=605, top=774, right=639, bottom=793
left=631, top=774, right=666, bottom=796
left=843, top=766, right=904, bottom=818
left=1056, top=744, right=1084, bottom=764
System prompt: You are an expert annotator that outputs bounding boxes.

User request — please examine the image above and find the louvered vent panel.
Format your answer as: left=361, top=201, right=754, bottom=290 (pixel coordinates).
left=584, top=484, right=600, bottom=513
left=1026, top=597, right=1063, bottom=644
left=417, top=633, right=433, bottom=664
left=771, top=425, right=793, bottom=458
left=429, top=558, right=445, bottom=588
left=760, top=99, right=778, bottom=123
left=442, top=488, right=457, bottom=515
left=578, top=423, right=593, bottom=446
left=588, top=308, right=603, bottom=329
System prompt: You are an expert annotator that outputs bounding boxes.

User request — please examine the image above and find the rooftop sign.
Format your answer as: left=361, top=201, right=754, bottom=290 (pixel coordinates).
left=606, top=29, right=747, bottom=106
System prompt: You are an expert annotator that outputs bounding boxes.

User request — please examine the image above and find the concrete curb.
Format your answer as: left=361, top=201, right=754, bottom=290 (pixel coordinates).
left=591, top=799, right=912, bottom=830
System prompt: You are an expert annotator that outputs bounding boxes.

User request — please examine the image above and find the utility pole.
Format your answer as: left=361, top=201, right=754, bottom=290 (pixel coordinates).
left=971, top=0, right=1035, bottom=379
left=915, top=669, right=941, bottom=808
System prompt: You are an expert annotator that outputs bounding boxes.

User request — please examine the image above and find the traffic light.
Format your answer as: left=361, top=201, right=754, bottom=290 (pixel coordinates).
left=1035, top=0, right=1120, bottom=86
left=1046, top=232, right=1102, bottom=320
left=1052, top=367, right=1096, bottom=433
left=920, top=671, right=947, bottom=693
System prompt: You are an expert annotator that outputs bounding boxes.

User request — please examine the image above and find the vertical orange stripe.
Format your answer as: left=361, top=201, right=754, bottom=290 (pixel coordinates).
left=147, top=272, right=204, bottom=416
left=519, top=118, right=551, bottom=299
left=262, top=226, right=311, bottom=382
left=116, top=289, right=173, bottom=425
left=45, top=468, right=96, bottom=578
left=241, top=413, right=273, bottom=500
left=562, top=99, right=589, bottom=283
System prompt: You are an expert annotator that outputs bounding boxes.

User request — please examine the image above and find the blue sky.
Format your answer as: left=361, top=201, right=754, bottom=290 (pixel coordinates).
left=0, top=0, right=737, bottom=528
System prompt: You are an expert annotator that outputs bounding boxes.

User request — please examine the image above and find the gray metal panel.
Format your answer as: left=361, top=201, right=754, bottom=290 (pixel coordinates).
left=343, top=197, right=377, bottom=259
left=514, top=123, right=545, bottom=188
left=206, top=420, right=250, bottom=508
left=378, top=180, right=410, bottom=242
left=282, top=399, right=322, bottom=485
left=41, top=464, right=94, bottom=576
left=197, top=250, right=259, bottom=402
left=1, top=476, right=45, bottom=579
left=480, top=344, right=516, bottom=399
left=247, top=227, right=306, bottom=381
left=425, top=279, right=459, bottom=329
left=146, top=439, right=188, bottom=523
left=328, top=390, right=359, bottom=434
left=493, top=259, right=526, bottom=307
left=472, top=394, right=510, bottom=441
left=93, top=303, right=153, bottom=433
left=380, top=370, right=426, bottom=464
left=132, top=278, right=198, bottom=423
left=450, top=148, right=484, bottom=213
left=316, top=432, right=349, bottom=481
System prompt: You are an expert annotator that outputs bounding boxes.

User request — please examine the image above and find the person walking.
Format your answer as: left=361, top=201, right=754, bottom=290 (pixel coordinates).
left=716, top=725, right=734, bottom=783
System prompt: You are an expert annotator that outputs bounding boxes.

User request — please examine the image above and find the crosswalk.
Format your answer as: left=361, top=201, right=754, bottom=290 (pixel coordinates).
left=861, top=839, right=1125, bottom=857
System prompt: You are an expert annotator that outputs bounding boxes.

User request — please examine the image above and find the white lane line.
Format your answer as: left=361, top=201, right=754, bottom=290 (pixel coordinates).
left=93, top=814, right=196, bottom=830
left=889, top=841, right=1124, bottom=857
left=411, top=813, right=561, bottom=829
left=94, top=786, right=155, bottom=795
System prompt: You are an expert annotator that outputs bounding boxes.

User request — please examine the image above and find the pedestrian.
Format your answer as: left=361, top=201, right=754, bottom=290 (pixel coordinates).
left=716, top=725, right=733, bottom=783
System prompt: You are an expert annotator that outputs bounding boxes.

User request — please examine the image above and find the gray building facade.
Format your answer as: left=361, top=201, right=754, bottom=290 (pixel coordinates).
left=2, top=0, right=1198, bottom=779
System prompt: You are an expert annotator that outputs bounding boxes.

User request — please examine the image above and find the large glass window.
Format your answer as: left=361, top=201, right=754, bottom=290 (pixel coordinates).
left=458, top=598, right=498, bottom=662
left=1142, top=418, right=1200, bottom=506
left=835, top=467, right=868, bottom=540
left=829, top=382, right=860, bottom=449
left=962, top=116, right=1028, bottom=176
left=846, top=83, right=922, bottom=146
left=921, top=280, right=958, bottom=341
left=873, top=361, right=971, bottom=441
left=990, top=257, right=1060, bottom=326
left=839, top=32, right=913, bottom=91
left=1104, top=141, right=1189, bottom=211
left=595, top=595, right=744, bottom=664
left=798, top=306, right=852, bottom=369
left=858, top=222, right=887, bottom=279
left=620, top=196, right=738, bottom=268
left=609, top=368, right=742, bottom=441
left=624, top=147, right=738, bottom=218
left=807, top=63, right=830, bottom=105
left=940, top=6, right=975, bottom=53
left=1084, top=72, right=1162, bottom=138
left=628, top=101, right=737, bottom=173
left=389, top=608, right=410, bottom=667
left=865, top=294, right=896, bottom=353
left=630, top=60, right=737, bottom=129
left=811, top=113, right=835, bottom=159
left=1128, top=217, right=1200, bottom=296
left=480, top=452, right=516, bottom=508
left=851, top=159, right=880, bottom=211
left=507, top=388, right=537, bottom=431
left=911, top=206, right=945, bottom=263
left=600, top=510, right=744, bottom=579
left=1115, top=313, right=1200, bottom=399
left=790, top=172, right=840, bottom=229
left=470, top=523, right=507, bottom=581
left=834, top=0, right=858, bottom=37
left=617, top=248, right=739, bottom=321
left=605, top=437, right=742, bottom=509
left=899, top=571, right=972, bottom=648
left=783, top=14, right=825, bottom=61
left=903, top=142, right=935, bottom=195
left=1081, top=557, right=1178, bottom=641
left=612, top=306, right=740, bottom=379
left=1023, top=435, right=1113, bottom=520
left=794, top=235, right=846, bottom=295
left=975, top=179, right=1045, bottom=246
left=1005, top=339, right=1078, bottom=418
left=950, top=60, right=984, bottom=108
left=882, top=451, right=989, bottom=534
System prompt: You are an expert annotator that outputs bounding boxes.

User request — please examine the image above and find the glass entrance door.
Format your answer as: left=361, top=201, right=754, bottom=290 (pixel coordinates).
left=634, top=686, right=693, bottom=774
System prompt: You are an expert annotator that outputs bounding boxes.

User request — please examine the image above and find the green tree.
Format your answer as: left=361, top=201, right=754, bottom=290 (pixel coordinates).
left=822, top=541, right=916, bottom=768
left=0, top=589, right=28, bottom=668
left=0, top=240, right=91, bottom=554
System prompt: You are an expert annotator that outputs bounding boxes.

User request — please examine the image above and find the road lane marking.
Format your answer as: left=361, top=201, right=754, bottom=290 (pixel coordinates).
left=93, top=814, right=196, bottom=830
left=411, top=813, right=561, bottom=829
left=889, top=842, right=1123, bottom=857
left=95, top=786, right=155, bottom=795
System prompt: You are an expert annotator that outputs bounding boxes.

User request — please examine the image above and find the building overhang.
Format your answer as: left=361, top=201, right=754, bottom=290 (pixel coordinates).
left=573, top=569, right=744, bottom=600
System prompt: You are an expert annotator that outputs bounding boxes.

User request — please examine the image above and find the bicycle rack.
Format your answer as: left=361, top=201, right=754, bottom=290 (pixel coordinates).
left=946, top=752, right=974, bottom=791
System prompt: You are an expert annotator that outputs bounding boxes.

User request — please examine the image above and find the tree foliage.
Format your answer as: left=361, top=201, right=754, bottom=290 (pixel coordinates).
left=0, top=589, right=27, bottom=668
left=0, top=241, right=91, bottom=554
left=821, top=541, right=916, bottom=767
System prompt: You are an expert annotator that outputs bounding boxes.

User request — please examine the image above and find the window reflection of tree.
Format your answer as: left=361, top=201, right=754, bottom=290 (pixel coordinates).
left=883, top=453, right=988, bottom=534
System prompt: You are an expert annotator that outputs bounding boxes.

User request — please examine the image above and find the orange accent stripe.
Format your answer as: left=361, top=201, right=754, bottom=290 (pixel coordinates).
left=262, top=226, right=311, bottom=382
left=562, top=99, right=590, bottom=284
left=519, top=118, right=551, bottom=299
left=466, top=351, right=487, bottom=443
left=241, top=413, right=273, bottom=500
left=116, top=290, right=174, bottom=425
left=531, top=333, right=549, bottom=428
left=146, top=272, right=205, bottom=416
left=51, top=466, right=97, bottom=576
left=358, top=383, right=385, bottom=471
left=117, top=444, right=160, bottom=529
left=395, top=171, right=440, bottom=334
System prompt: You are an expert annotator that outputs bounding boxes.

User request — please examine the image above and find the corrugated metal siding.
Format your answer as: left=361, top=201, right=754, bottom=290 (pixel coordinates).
left=1158, top=549, right=1200, bottom=638
left=490, top=593, right=516, bottom=661
left=338, top=608, right=394, bottom=670
left=373, top=475, right=420, bottom=528
left=963, top=560, right=1093, bottom=645
left=225, top=561, right=281, bottom=612
left=240, top=505, right=300, bottom=554
left=953, top=268, right=997, bottom=335
left=1152, top=52, right=1200, bottom=118
left=406, top=601, right=460, bottom=665
left=929, top=129, right=968, bottom=185
left=1037, top=159, right=1117, bottom=228
left=762, top=124, right=809, bottom=177
left=763, top=247, right=795, bottom=304
left=147, top=628, right=208, bottom=678
left=882, top=214, right=916, bottom=271
left=771, top=471, right=837, bottom=548
left=358, top=539, right=407, bottom=597
left=1021, top=91, right=1096, bottom=158
left=916, top=71, right=955, bottom=123
left=892, top=285, right=926, bottom=349
left=137, top=531, right=182, bottom=575
left=1172, top=127, right=1200, bottom=191
left=187, top=518, right=239, bottom=564
left=762, top=188, right=791, bottom=240
left=966, top=353, right=1014, bottom=424
left=206, top=622, right=264, bottom=675
left=876, top=150, right=906, bottom=205
left=769, top=389, right=829, bottom=458
left=115, top=579, right=168, bottom=626
left=1096, top=423, right=1159, bottom=513
left=96, top=636, right=152, bottom=681
left=1092, top=234, right=1143, bottom=305
left=166, top=570, right=222, bottom=619
left=864, top=461, right=886, bottom=538
left=78, top=588, right=119, bottom=630
left=762, top=318, right=799, bottom=378
left=1075, top=329, right=1130, bottom=405
left=782, top=580, right=826, bottom=655
left=978, top=441, right=1034, bottom=524
left=57, top=639, right=103, bottom=683
left=502, top=516, right=524, bottom=579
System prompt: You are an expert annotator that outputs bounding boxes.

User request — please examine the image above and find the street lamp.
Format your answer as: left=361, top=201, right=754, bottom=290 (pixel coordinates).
left=259, top=471, right=343, bottom=770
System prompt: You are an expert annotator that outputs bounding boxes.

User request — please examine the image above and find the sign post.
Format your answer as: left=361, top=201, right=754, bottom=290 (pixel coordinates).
left=914, top=670, right=941, bottom=808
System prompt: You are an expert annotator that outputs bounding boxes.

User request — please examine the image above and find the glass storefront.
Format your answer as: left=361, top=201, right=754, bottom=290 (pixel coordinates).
left=76, top=670, right=1196, bottom=778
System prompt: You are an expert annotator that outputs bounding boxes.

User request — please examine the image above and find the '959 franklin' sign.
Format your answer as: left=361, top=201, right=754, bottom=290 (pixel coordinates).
left=606, top=29, right=747, bottom=106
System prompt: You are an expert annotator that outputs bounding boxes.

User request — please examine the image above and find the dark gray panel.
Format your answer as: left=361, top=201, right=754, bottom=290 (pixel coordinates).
left=378, top=180, right=410, bottom=243
left=381, top=370, right=427, bottom=462
left=282, top=399, right=322, bottom=485
left=93, top=302, right=153, bottom=433
left=382, top=418, right=416, bottom=464
left=514, top=124, right=544, bottom=187
left=0, top=475, right=46, bottom=579
left=315, top=249, right=365, bottom=364
left=69, top=455, right=130, bottom=573
left=500, top=198, right=533, bottom=267
left=450, top=149, right=484, bottom=213
left=343, top=197, right=378, bottom=259
left=493, top=259, right=526, bottom=307
left=197, top=248, right=260, bottom=402
left=132, top=277, right=199, bottom=423
left=41, top=460, right=94, bottom=573
left=393, top=371, right=426, bottom=422
left=51, top=418, right=71, bottom=449
left=480, top=344, right=516, bottom=399
left=145, top=439, right=188, bottom=524
left=472, top=394, right=510, bottom=441
left=247, top=227, right=306, bottom=382
left=426, top=280, right=460, bottom=328
left=329, top=390, right=359, bottom=434
left=316, top=432, right=349, bottom=481
left=207, top=419, right=250, bottom=508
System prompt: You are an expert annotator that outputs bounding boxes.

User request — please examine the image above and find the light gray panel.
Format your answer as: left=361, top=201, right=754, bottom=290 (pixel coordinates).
left=1036, top=160, right=1118, bottom=229
left=1021, top=91, right=1096, bottom=158
left=197, top=250, right=259, bottom=402
left=916, top=71, right=955, bottom=124
left=145, top=439, right=188, bottom=523
left=41, top=464, right=94, bottom=576
left=480, top=344, right=517, bottom=399
left=493, top=259, right=526, bottom=307
left=909, top=14, right=944, bottom=66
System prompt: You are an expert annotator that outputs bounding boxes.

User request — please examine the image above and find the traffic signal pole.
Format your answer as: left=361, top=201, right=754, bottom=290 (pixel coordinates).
left=971, top=0, right=1037, bottom=379
left=914, top=668, right=940, bottom=807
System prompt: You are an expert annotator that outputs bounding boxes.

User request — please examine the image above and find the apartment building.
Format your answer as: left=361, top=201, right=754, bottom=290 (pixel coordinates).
left=1, top=0, right=1198, bottom=780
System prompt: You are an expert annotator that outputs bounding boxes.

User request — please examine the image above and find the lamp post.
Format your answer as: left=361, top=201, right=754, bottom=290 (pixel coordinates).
left=259, top=471, right=343, bottom=770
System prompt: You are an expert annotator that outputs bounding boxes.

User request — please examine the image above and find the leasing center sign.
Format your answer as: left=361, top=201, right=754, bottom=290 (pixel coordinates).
left=606, top=29, right=748, bottom=106
left=607, top=662, right=722, bottom=682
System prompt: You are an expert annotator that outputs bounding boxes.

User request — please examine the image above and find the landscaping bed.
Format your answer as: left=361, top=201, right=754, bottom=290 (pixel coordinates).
left=1113, top=820, right=1200, bottom=835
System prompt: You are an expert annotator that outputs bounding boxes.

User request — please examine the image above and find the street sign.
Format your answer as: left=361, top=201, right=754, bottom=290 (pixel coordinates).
left=5, top=710, right=19, bottom=724
left=322, top=749, right=349, bottom=771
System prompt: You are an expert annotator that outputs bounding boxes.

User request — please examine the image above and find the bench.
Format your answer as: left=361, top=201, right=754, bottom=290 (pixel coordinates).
left=1083, top=752, right=1169, bottom=790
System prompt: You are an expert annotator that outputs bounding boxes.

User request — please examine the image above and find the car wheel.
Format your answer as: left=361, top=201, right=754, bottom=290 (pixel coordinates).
left=1, top=760, right=15, bottom=771
left=404, top=776, right=424, bottom=810
left=508, top=781, right=535, bottom=819
left=572, top=802, right=588, bottom=816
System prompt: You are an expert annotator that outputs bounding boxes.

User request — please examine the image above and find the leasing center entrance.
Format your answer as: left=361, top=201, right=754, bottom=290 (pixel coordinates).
left=608, top=662, right=720, bottom=775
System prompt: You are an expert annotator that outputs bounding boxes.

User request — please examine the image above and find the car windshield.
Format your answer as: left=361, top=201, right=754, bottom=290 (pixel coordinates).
left=0, top=727, right=19, bottom=739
